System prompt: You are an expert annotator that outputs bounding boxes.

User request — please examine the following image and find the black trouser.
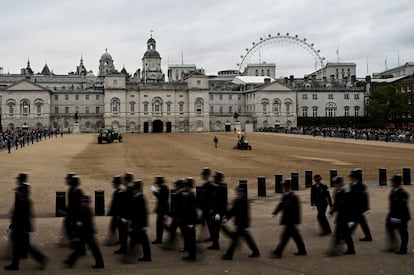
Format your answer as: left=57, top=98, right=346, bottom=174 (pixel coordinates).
left=155, top=213, right=165, bottom=242
left=208, top=214, right=221, bottom=247
left=274, top=224, right=306, bottom=255
left=67, top=234, right=104, bottom=267
left=129, top=228, right=151, bottom=260
left=317, top=204, right=332, bottom=234
left=10, top=231, right=46, bottom=267
left=334, top=222, right=354, bottom=252
left=181, top=224, right=196, bottom=259
left=64, top=215, right=74, bottom=241
left=351, top=213, right=372, bottom=239
left=386, top=220, right=408, bottom=252
left=224, top=227, right=259, bottom=258
left=117, top=218, right=129, bottom=251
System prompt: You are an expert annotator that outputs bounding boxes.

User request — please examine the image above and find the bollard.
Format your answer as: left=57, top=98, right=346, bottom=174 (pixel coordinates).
left=379, top=168, right=387, bottom=186
left=403, top=167, right=411, bottom=185
left=305, top=170, right=313, bottom=188
left=275, top=174, right=283, bottom=193
left=55, top=191, right=66, bottom=217
left=330, top=169, right=338, bottom=187
left=257, top=176, right=266, bottom=197
left=94, top=190, right=105, bottom=216
left=239, top=179, right=248, bottom=197
left=291, top=172, right=299, bottom=190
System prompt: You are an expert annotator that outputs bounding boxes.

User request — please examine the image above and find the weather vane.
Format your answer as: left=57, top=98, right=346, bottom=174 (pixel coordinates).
left=150, top=30, right=154, bottom=38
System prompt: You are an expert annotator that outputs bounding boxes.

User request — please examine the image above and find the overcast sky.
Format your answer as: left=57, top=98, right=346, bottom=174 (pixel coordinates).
left=1, top=0, right=413, bottom=78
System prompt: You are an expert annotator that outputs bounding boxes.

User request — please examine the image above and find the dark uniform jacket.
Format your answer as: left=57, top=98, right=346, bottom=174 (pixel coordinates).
left=75, top=206, right=96, bottom=237
left=108, top=188, right=124, bottom=217
left=68, top=186, right=83, bottom=218
left=349, top=181, right=369, bottom=214
left=130, top=193, right=148, bottom=230
left=154, top=184, right=170, bottom=215
left=330, top=188, right=351, bottom=224
left=11, top=195, right=32, bottom=233
left=272, top=192, right=301, bottom=225
left=226, top=196, right=250, bottom=229
left=388, top=188, right=411, bottom=222
left=198, top=181, right=217, bottom=213
left=179, top=190, right=197, bottom=226
left=311, top=184, right=332, bottom=208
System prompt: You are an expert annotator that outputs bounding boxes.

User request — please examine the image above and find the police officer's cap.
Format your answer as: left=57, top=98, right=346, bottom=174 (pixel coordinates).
left=70, top=176, right=80, bottom=186
left=16, top=172, right=28, bottom=182
left=65, top=172, right=76, bottom=180
left=332, top=176, right=344, bottom=186
left=201, top=167, right=211, bottom=176
left=174, top=178, right=184, bottom=188
left=313, top=174, right=322, bottom=181
left=213, top=171, right=224, bottom=182
left=390, top=174, right=402, bottom=185
left=124, top=172, right=134, bottom=182
left=112, top=175, right=122, bottom=185
left=154, top=176, right=164, bottom=185
left=184, top=177, right=194, bottom=188
left=349, top=169, right=361, bottom=178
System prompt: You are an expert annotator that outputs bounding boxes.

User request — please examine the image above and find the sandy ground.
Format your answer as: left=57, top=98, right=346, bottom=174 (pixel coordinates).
left=0, top=132, right=413, bottom=274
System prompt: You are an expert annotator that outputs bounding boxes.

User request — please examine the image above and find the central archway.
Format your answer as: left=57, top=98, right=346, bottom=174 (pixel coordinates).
left=153, top=120, right=163, bottom=133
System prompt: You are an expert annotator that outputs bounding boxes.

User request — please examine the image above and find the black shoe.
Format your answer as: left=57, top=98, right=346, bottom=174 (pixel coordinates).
left=179, top=248, right=188, bottom=253
left=359, top=237, right=372, bottom=242
left=294, top=250, right=307, bottom=256
left=221, top=255, right=232, bottom=260
left=395, top=250, right=408, bottom=255
left=182, top=256, right=196, bottom=261
left=207, top=245, right=220, bottom=250
left=344, top=250, right=356, bottom=255
left=139, top=257, right=152, bottom=262
left=92, top=264, right=104, bottom=269
left=4, top=264, right=19, bottom=270
left=248, top=252, right=260, bottom=258
left=271, top=251, right=282, bottom=258
left=152, top=240, right=162, bottom=244
left=114, top=249, right=127, bottom=254
left=63, top=260, right=73, bottom=268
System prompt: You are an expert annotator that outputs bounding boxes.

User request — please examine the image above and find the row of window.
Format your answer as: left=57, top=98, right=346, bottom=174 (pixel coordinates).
left=301, top=106, right=360, bottom=117
left=110, top=100, right=201, bottom=115
left=7, top=102, right=42, bottom=117
left=54, top=106, right=100, bottom=114
left=53, top=94, right=100, bottom=101
left=302, top=93, right=360, bottom=100
left=210, top=94, right=242, bottom=101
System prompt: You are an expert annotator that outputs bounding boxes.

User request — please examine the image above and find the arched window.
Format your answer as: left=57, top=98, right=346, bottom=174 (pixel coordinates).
left=284, top=99, right=292, bottom=115
left=143, top=101, right=149, bottom=114
left=302, top=107, right=308, bottom=117
left=130, top=102, right=136, bottom=114
left=312, top=106, right=318, bottom=117
left=111, top=98, right=120, bottom=114
left=8, top=104, right=15, bottom=117
left=344, top=106, right=350, bottom=117
left=195, top=98, right=204, bottom=114
left=34, top=99, right=43, bottom=117
left=85, top=121, right=91, bottom=129
left=152, top=98, right=163, bottom=114
left=273, top=99, right=281, bottom=115
left=20, top=100, right=30, bottom=117
left=325, top=102, right=337, bottom=117
left=261, top=98, right=269, bottom=114
left=354, top=106, right=360, bottom=117
left=179, top=101, right=184, bottom=115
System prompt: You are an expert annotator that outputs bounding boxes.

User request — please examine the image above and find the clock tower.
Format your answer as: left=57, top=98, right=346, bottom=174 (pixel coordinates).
left=141, top=35, right=164, bottom=83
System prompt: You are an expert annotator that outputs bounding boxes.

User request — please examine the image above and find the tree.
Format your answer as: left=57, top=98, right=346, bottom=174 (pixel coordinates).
left=368, top=85, right=410, bottom=128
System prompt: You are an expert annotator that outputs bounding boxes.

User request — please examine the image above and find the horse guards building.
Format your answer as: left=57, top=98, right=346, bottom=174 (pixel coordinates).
left=1, top=35, right=404, bottom=134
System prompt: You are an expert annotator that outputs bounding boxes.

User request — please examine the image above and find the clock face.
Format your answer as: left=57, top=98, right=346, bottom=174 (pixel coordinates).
left=150, top=61, right=155, bottom=68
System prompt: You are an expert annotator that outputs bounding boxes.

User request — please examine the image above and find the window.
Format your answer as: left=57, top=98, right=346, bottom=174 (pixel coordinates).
left=210, top=106, right=214, bottom=113
left=9, top=105, right=15, bottom=117
left=325, top=103, right=336, bottom=117
left=86, top=95, right=89, bottom=100
left=328, top=93, right=334, bottom=99
left=238, top=95, right=241, bottom=100
left=219, top=106, right=223, bottom=113
left=75, top=106, right=79, bottom=114
left=273, top=100, right=281, bottom=115
left=354, top=94, right=359, bottom=99
left=96, top=94, right=100, bottom=100
left=96, top=107, right=100, bottom=114
left=302, top=94, right=308, bottom=100
left=179, top=102, right=184, bottom=114
left=130, top=102, right=135, bottom=114
left=229, top=95, right=232, bottom=100
left=344, top=94, right=349, bottom=100
left=302, top=107, right=308, bottom=117
left=113, top=79, right=117, bottom=85
left=195, top=98, right=203, bottom=114
left=210, top=94, right=214, bottom=100
left=85, top=107, right=89, bottom=114
left=312, top=107, right=318, bottom=117
left=263, top=104, right=267, bottom=114
left=65, top=107, right=69, bottom=114
left=344, top=106, right=350, bottom=117
left=111, top=98, right=120, bottom=114
left=144, top=102, right=148, bottom=114
left=197, top=80, right=201, bottom=86
left=354, top=106, right=360, bottom=117
left=21, top=100, right=30, bottom=117
left=55, top=107, right=59, bottom=114
left=65, top=94, right=69, bottom=100
left=238, top=106, right=242, bottom=113
left=285, top=102, right=291, bottom=115
left=36, top=104, right=41, bottom=116
left=75, top=94, right=79, bottom=100
left=219, top=95, right=223, bottom=100
left=153, top=99, right=162, bottom=114
left=229, top=106, right=233, bottom=114
left=54, top=94, right=58, bottom=100
left=167, top=102, right=171, bottom=114
left=312, top=94, right=318, bottom=100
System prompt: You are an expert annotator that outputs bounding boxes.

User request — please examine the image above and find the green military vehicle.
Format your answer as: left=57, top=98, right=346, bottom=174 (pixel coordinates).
left=98, top=128, right=123, bottom=144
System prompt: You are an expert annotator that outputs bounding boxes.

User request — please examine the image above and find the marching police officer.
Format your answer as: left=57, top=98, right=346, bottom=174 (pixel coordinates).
left=271, top=179, right=307, bottom=258
left=310, top=174, right=333, bottom=236
left=221, top=185, right=260, bottom=260
left=127, top=180, right=151, bottom=262
left=151, top=176, right=170, bottom=244
left=180, top=178, right=197, bottom=261
left=386, top=174, right=410, bottom=254
left=163, top=179, right=184, bottom=249
left=327, top=176, right=355, bottom=256
left=348, top=169, right=373, bottom=241
left=64, top=174, right=84, bottom=245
